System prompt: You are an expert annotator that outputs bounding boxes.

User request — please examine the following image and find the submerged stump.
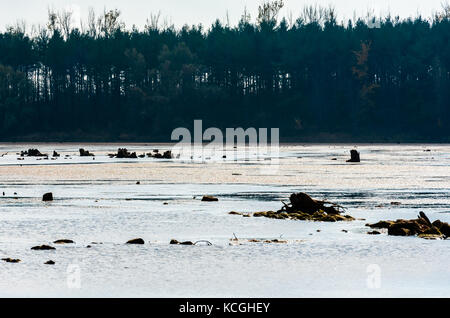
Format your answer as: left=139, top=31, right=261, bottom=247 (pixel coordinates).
left=366, top=212, right=449, bottom=239
left=229, top=192, right=354, bottom=222
left=202, top=196, right=219, bottom=202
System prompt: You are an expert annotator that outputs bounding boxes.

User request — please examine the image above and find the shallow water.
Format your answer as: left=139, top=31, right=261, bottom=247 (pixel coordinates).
left=0, top=143, right=449, bottom=297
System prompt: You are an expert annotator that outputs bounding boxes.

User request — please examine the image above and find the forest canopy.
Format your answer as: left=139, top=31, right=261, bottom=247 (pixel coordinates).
left=0, top=2, right=449, bottom=142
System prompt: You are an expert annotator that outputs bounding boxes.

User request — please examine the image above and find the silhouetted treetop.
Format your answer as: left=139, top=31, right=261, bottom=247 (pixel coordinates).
left=0, top=3, right=449, bottom=141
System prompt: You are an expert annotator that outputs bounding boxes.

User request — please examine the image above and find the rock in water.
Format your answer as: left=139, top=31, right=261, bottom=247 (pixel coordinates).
left=2, top=258, right=21, bottom=263
left=53, top=239, right=74, bottom=244
left=346, top=150, right=360, bottom=162
left=31, top=245, right=55, bottom=250
left=202, top=196, right=219, bottom=202
left=170, top=239, right=194, bottom=245
left=42, top=193, right=53, bottom=201
left=126, top=238, right=145, bottom=244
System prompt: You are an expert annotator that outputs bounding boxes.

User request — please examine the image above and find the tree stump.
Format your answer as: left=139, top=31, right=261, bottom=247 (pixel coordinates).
left=42, top=192, right=53, bottom=201
left=346, top=150, right=360, bottom=162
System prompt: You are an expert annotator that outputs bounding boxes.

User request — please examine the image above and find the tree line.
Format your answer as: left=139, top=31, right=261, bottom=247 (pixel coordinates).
left=0, top=2, right=449, bottom=141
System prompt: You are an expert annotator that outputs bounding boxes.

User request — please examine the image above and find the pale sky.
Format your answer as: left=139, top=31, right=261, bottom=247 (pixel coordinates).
left=0, top=0, right=447, bottom=31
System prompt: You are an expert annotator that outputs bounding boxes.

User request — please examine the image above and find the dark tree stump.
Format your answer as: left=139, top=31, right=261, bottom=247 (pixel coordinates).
left=42, top=192, right=53, bottom=201
left=346, top=150, right=360, bottom=162
left=79, top=148, right=94, bottom=156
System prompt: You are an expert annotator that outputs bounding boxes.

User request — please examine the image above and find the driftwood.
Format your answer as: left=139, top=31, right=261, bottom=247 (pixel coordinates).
left=419, top=211, right=432, bottom=226
left=367, top=211, right=450, bottom=239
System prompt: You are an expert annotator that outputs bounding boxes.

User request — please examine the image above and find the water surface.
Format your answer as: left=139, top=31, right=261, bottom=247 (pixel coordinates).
left=0, top=144, right=449, bottom=297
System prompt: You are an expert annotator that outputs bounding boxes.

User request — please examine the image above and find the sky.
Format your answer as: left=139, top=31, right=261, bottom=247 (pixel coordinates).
left=0, top=0, right=447, bottom=31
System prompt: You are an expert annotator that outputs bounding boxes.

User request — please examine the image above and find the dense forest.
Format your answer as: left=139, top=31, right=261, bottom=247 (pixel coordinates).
left=0, top=2, right=449, bottom=142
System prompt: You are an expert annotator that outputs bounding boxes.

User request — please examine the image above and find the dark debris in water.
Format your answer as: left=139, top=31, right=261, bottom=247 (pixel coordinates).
left=230, top=238, right=288, bottom=245
left=31, top=245, right=55, bottom=250
left=2, top=258, right=21, bottom=263
left=366, top=212, right=450, bottom=240
left=53, top=239, right=74, bottom=244
left=229, top=192, right=355, bottom=222
left=170, top=239, right=212, bottom=246
left=126, top=238, right=145, bottom=244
